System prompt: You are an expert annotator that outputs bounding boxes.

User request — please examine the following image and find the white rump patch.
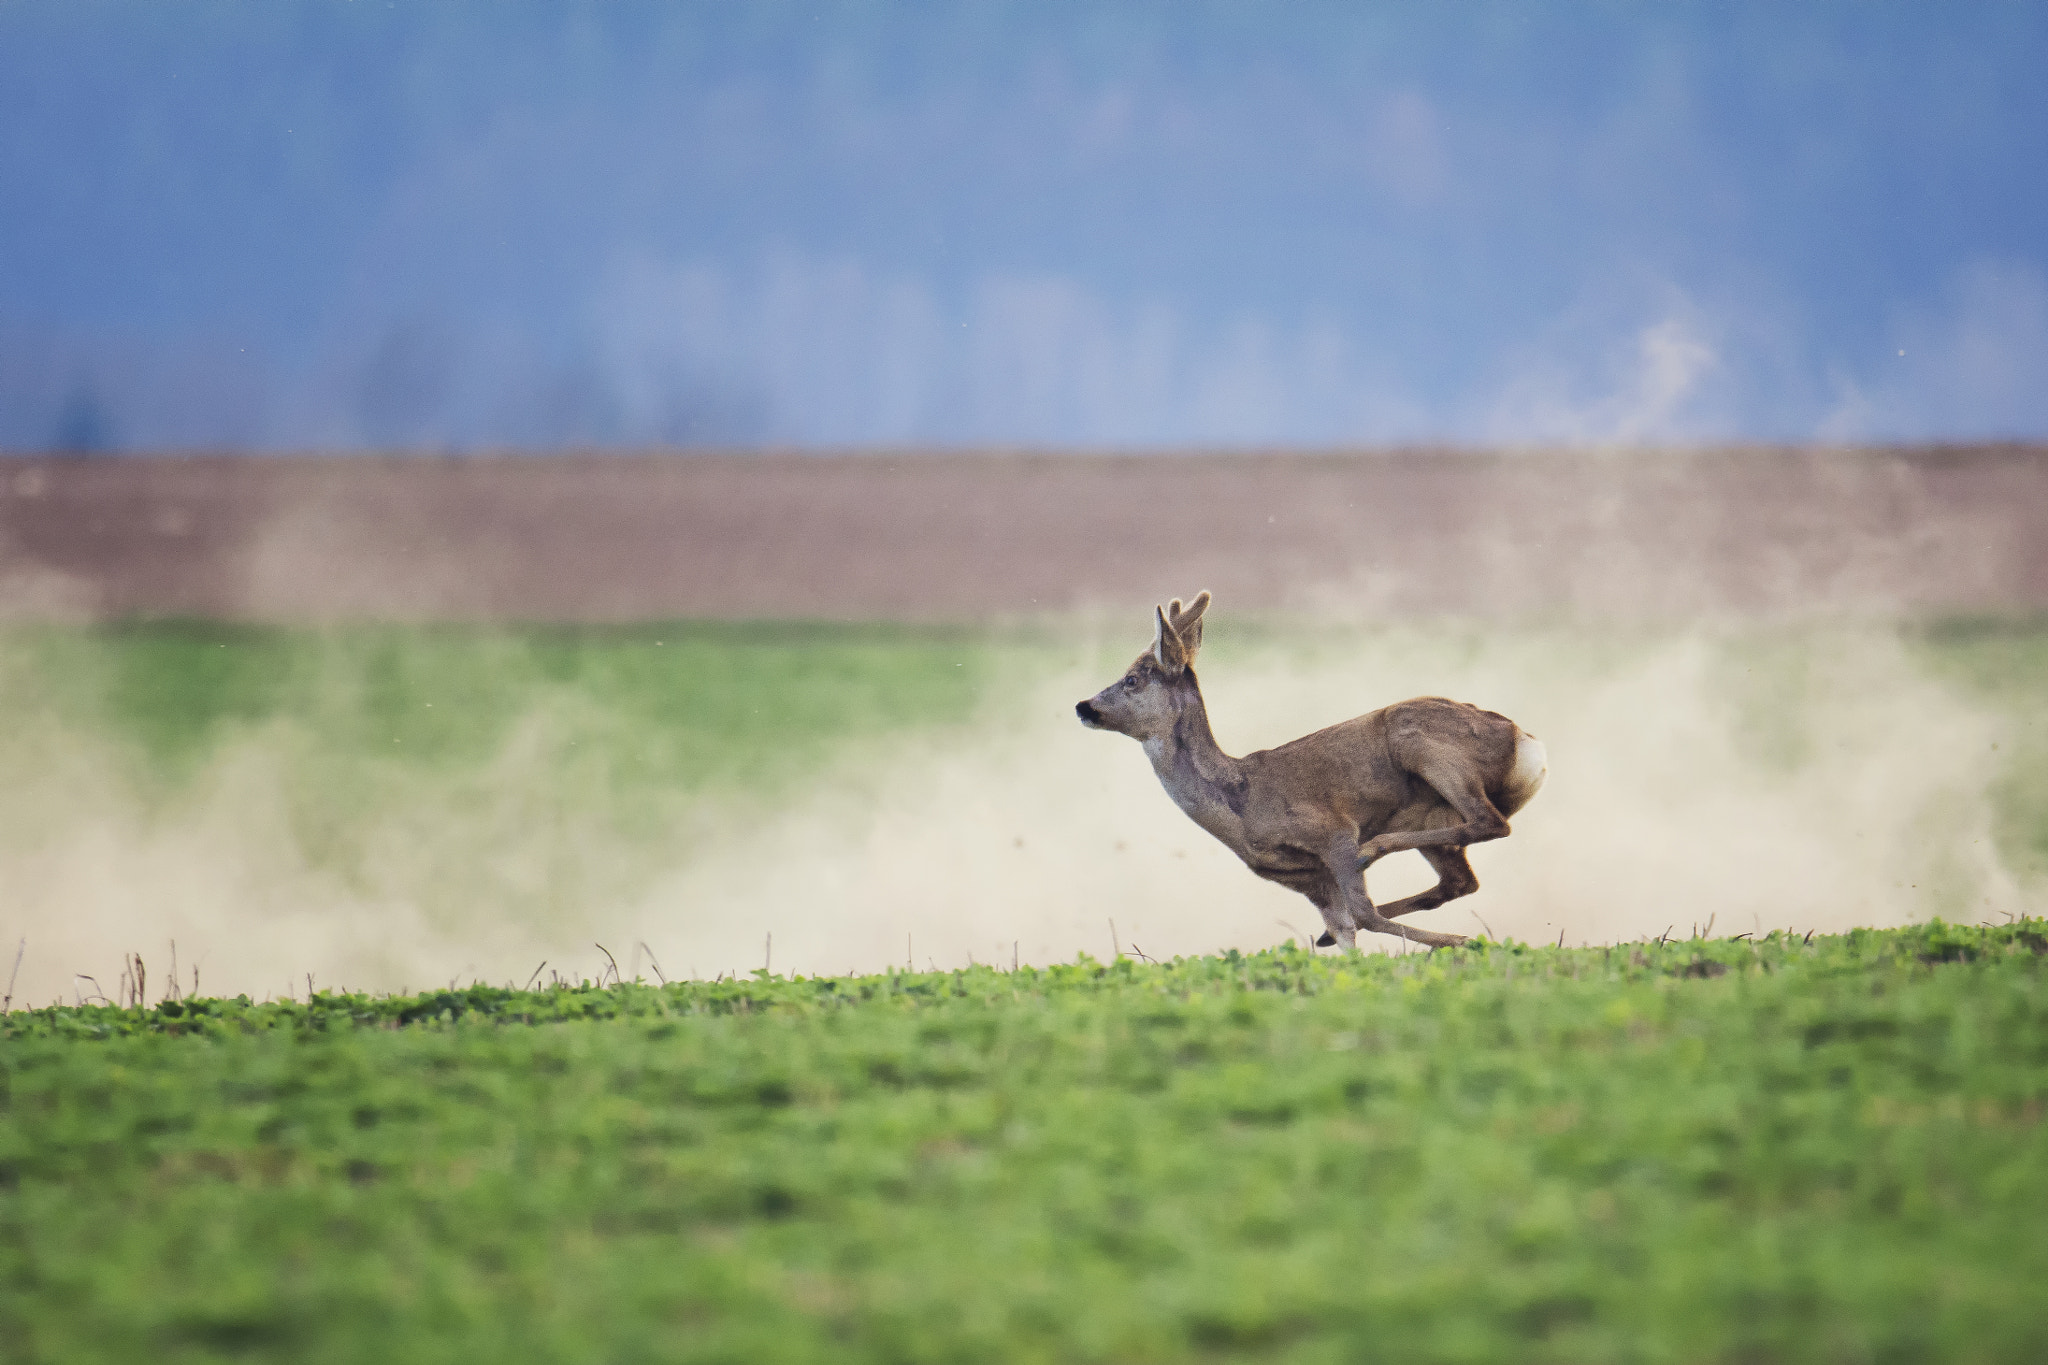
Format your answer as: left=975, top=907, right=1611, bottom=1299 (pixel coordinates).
left=1501, top=730, right=1548, bottom=816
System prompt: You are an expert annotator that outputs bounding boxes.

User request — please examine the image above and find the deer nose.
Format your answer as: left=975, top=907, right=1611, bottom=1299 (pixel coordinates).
left=1075, top=700, right=1102, bottom=726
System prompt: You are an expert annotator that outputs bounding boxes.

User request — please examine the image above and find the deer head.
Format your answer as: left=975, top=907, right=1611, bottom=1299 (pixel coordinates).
left=1074, top=591, right=1211, bottom=740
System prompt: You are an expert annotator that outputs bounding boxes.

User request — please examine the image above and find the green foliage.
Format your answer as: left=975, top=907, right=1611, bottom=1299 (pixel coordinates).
left=1, top=619, right=2043, bottom=1359
left=0, top=621, right=1040, bottom=940
left=6, top=921, right=2048, bottom=1363
left=0, top=620, right=1009, bottom=798
left=1914, top=618, right=2048, bottom=882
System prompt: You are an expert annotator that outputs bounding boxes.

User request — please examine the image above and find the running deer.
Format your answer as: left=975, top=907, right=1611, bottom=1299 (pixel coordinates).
left=1075, top=592, right=1546, bottom=950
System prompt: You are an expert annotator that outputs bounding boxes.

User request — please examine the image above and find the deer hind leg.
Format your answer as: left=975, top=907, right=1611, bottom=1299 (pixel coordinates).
left=1315, top=833, right=1468, bottom=950
left=1316, top=848, right=1473, bottom=943
left=1358, top=754, right=1511, bottom=870
left=1377, top=846, right=1479, bottom=920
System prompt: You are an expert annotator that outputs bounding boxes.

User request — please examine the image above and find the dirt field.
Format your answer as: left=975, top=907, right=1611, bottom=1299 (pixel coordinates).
left=2, top=446, right=2043, bottom=621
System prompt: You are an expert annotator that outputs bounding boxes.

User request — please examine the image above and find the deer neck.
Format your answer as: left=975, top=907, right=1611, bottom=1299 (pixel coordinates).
left=1142, top=677, right=1247, bottom=837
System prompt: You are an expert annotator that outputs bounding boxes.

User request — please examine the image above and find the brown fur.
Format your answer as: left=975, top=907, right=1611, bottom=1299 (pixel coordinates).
left=1076, top=592, right=1546, bottom=950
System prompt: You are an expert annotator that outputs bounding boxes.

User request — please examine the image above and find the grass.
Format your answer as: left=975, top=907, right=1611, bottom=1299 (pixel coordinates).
left=1, top=619, right=2045, bottom=1359
left=4, top=921, right=2047, bottom=1363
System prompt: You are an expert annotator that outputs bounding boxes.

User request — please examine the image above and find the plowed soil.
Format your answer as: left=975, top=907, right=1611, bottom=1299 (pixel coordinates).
left=2, top=446, right=2043, bottom=622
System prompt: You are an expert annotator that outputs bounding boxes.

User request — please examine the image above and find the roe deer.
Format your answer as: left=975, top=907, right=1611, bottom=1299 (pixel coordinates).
left=1075, top=592, right=1546, bottom=950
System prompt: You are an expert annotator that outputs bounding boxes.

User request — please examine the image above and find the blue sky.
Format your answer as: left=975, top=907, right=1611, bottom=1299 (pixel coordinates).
left=2, top=1, right=2044, bottom=450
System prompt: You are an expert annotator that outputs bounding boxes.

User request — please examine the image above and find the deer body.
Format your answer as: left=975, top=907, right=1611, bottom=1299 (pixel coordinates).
left=1078, top=593, right=1545, bottom=950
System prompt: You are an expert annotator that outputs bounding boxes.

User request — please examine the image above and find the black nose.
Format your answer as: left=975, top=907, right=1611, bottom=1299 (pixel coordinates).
left=1075, top=700, right=1100, bottom=724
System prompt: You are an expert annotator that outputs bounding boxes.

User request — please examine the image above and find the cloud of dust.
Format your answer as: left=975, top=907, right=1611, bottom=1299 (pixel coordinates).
left=0, top=626, right=2033, bottom=1008
left=619, top=626, right=2032, bottom=977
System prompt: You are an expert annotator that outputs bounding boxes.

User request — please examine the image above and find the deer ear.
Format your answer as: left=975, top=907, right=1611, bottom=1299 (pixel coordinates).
left=1153, top=605, right=1188, bottom=672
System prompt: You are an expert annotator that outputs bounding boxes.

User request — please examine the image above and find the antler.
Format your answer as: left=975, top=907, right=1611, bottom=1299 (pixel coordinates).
left=1164, top=590, right=1211, bottom=659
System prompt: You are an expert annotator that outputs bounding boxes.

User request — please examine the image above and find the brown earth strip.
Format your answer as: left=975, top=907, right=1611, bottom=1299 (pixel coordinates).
left=1, top=447, right=2043, bottom=622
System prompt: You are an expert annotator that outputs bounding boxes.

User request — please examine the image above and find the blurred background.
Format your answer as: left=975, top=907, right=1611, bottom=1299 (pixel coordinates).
left=0, top=1, right=2044, bottom=1005
left=4, top=0, right=2046, bottom=451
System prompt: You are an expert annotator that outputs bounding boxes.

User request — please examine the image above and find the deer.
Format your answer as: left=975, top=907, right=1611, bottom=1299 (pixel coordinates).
left=1075, top=592, right=1546, bottom=951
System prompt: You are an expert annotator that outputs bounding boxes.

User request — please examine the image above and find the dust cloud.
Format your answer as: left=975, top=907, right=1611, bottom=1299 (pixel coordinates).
left=0, top=625, right=2033, bottom=1007
left=623, top=625, right=2032, bottom=977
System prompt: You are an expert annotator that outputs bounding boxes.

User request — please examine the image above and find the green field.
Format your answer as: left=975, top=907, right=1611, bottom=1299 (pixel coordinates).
left=1, top=617, right=2043, bottom=920
left=1915, top=619, right=2048, bottom=882
left=2, top=620, right=2046, bottom=1361
left=5, top=923, right=2048, bottom=1363
left=0, top=620, right=1024, bottom=800
left=0, top=621, right=1062, bottom=972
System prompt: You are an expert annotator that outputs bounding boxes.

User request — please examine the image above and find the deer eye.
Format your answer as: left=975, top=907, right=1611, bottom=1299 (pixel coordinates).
left=1122, top=675, right=1141, bottom=691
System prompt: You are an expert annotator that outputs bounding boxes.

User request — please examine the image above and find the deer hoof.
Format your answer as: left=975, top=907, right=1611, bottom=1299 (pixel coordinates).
left=1314, top=931, right=1335, bottom=948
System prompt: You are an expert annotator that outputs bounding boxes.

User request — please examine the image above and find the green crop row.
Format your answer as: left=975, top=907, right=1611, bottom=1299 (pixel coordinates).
left=5, top=920, right=2046, bottom=1364
left=5, top=918, right=2045, bottom=1041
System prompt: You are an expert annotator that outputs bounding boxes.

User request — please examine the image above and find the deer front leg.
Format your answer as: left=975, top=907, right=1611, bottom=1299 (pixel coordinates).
left=1304, top=883, right=1354, bottom=952
left=1315, top=833, right=1373, bottom=952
